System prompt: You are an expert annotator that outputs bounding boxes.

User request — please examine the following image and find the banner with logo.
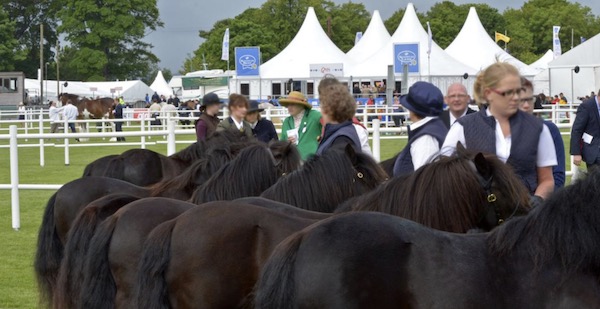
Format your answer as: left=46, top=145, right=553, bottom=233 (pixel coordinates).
left=235, top=47, right=261, bottom=76
left=355, top=32, right=363, bottom=45
left=309, top=63, right=344, bottom=78
left=553, top=26, right=562, bottom=58
left=394, top=43, right=420, bottom=74
left=221, top=28, right=230, bottom=61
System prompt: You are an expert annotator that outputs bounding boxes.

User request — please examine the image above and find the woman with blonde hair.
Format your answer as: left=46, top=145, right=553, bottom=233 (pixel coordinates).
left=441, top=62, right=556, bottom=201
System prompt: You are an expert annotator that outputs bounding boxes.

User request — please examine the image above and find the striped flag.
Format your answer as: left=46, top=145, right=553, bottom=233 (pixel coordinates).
left=221, top=28, right=230, bottom=61
left=494, top=32, right=510, bottom=43
left=552, top=26, right=561, bottom=58
left=426, top=22, right=432, bottom=56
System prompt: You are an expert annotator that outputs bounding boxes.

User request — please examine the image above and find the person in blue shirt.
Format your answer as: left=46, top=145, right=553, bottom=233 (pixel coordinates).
left=519, top=77, right=565, bottom=189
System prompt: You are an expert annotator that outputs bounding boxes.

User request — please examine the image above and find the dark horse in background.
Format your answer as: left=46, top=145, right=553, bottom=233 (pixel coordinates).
left=255, top=171, right=600, bottom=309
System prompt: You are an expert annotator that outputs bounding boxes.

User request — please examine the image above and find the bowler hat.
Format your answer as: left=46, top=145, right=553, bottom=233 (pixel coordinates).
left=279, top=91, right=311, bottom=109
left=400, top=82, right=444, bottom=117
left=201, top=92, right=222, bottom=107
left=248, top=100, right=264, bottom=113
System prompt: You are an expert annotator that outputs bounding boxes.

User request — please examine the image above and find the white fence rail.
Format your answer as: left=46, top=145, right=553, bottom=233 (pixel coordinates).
left=1, top=104, right=580, bottom=230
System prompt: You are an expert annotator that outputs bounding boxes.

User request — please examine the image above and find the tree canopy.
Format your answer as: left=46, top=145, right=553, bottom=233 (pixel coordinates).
left=4, top=0, right=600, bottom=80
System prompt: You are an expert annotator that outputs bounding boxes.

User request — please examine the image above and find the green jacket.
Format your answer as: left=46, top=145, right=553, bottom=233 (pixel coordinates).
left=216, top=117, right=254, bottom=138
left=280, top=109, right=322, bottom=160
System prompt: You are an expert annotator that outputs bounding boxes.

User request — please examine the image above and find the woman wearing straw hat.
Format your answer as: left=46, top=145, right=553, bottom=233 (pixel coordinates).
left=195, top=92, right=222, bottom=141
left=280, top=91, right=322, bottom=160
left=245, top=100, right=277, bottom=143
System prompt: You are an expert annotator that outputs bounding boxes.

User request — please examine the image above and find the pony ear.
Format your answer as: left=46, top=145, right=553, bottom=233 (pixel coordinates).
left=456, top=142, right=467, bottom=156
left=473, top=152, right=493, bottom=179
left=344, top=143, right=359, bottom=165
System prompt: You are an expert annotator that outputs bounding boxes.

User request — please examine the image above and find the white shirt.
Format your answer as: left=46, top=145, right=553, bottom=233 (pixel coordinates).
left=441, top=109, right=557, bottom=167
left=409, top=117, right=441, bottom=170
left=63, top=104, right=79, bottom=121
left=449, top=108, right=468, bottom=126
left=231, top=117, right=244, bottom=130
left=352, top=123, right=373, bottom=157
left=49, top=106, right=63, bottom=122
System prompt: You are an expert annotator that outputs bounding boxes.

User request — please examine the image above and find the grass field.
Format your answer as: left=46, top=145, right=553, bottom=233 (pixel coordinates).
left=0, top=124, right=405, bottom=308
left=0, top=124, right=573, bottom=308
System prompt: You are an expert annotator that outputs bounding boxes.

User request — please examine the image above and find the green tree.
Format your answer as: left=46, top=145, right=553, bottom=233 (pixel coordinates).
left=328, top=2, right=370, bottom=52
left=57, top=0, right=163, bottom=81
left=0, top=7, right=23, bottom=70
left=2, top=0, right=59, bottom=77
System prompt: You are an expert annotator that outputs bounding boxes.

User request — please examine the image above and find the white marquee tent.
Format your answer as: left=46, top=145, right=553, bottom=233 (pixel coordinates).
left=259, top=7, right=352, bottom=79
left=149, top=70, right=173, bottom=97
left=346, top=10, right=391, bottom=64
left=85, top=80, right=153, bottom=102
left=25, top=79, right=113, bottom=103
left=348, top=3, right=478, bottom=93
left=530, top=50, right=554, bottom=71
left=547, top=32, right=600, bottom=103
left=445, top=7, right=540, bottom=76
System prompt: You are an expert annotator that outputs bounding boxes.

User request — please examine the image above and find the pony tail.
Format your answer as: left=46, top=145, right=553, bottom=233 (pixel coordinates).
left=55, top=194, right=140, bottom=308
left=254, top=234, right=304, bottom=309
left=79, top=215, right=119, bottom=309
left=34, top=192, right=62, bottom=307
left=134, top=219, right=177, bottom=309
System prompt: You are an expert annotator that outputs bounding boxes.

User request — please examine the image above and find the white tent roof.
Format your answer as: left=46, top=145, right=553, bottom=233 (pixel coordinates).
left=530, top=50, right=554, bottom=70
left=149, top=70, right=173, bottom=96
left=25, top=79, right=112, bottom=100
left=85, top=80, right=153, bottom=102
left=548, top=32, right=600, bottom=68
left=260, top=7, right=352, bottom=79
left=445, top=7, right=540, bottom=76
left=348, top=3, right=477, bottom=78
left=346, top=10, right=391, bottom=64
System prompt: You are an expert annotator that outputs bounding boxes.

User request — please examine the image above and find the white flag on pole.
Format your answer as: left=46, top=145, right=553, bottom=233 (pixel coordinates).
left=221, top=28, right=230, bottom=61
left=426, top=22, right=433, bottom=56
left=355, top=32, right=363, bottom=45
left=552, top=26, right=562, bottom=58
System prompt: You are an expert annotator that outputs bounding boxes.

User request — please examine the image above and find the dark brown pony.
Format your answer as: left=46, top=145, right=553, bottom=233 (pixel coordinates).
left=260, top=145, right=389, bottom=212
left=46, top=142, right=298, bottom=308
left=134, top=202, right=321, bottom=309
left=35, top=148, right=232, bottom=307
left=82, top=129, right=252, bottom=186
left=338, top=148, right=531, bottom=233
left=254, top=171, right=600, bottom=309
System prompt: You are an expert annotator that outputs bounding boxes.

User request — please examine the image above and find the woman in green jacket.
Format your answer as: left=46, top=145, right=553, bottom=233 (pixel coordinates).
left=279, top=91, right=322, bottom=160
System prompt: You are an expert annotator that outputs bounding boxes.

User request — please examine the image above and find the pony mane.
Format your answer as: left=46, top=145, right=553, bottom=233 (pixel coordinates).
left=149, top=147, right=233, bottom=198
left=170, top=130, right=250, bottom=163
left=341, top=149, right=530, bottom=233
left=268, top=140, right=302, bottom=175
left=261, top=146, right=387, bottom=213
left=190, top=144, right=280, bottom=203
left=489, top=170, right=600, bottom=273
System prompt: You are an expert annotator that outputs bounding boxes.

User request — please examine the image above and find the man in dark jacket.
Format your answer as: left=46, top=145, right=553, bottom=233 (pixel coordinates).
left=439, top=83, right=476, bottom=129
left=571, top=90, right=600, bottom=171
left=114, top=99, right=126, bottom=141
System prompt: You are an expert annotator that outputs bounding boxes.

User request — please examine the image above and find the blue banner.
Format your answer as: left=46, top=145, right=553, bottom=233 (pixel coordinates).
left=393, top=43, right=420, bottom=74
left=235, top=47, right=260, bottom=76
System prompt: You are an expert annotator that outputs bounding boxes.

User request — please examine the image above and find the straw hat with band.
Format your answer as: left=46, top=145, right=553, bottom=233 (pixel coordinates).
left=279, top=91, right=312, bottom=109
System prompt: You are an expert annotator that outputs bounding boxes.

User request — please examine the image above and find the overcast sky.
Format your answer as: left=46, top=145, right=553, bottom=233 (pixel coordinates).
left=145, top=0, right=600, bottom=75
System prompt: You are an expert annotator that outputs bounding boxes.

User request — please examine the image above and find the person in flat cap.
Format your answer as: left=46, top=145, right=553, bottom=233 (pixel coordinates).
left=195, top=92, right=222, bottom=141
left=392, top=81, right=448, bottom=177
left=280, top=91, right=322, bottom=160
left=245, top=100, right=277, bottom=143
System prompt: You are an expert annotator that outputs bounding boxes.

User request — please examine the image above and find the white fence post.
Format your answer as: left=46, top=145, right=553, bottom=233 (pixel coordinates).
left=167, top=120, right=176, bottom=156
left=9, top=125, right=20, bottom=231
left=64, top=117, right=70, bottom=166
left=39, top=114, right=45, bottom=167
left=372, top=119, right=381, bottom=162
left=140, top=115, right=146, bottom=149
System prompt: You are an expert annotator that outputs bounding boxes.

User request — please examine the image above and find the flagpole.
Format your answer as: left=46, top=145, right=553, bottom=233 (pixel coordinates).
left=504, top=30, right=508, bottom=51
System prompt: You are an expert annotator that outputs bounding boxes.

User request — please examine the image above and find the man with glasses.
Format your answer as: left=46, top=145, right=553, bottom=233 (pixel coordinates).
left=440, top=83, right=476, bottom=128
left=519, top=77, right=565, bottom=188
left=571, top=89, right=600, bottom=172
